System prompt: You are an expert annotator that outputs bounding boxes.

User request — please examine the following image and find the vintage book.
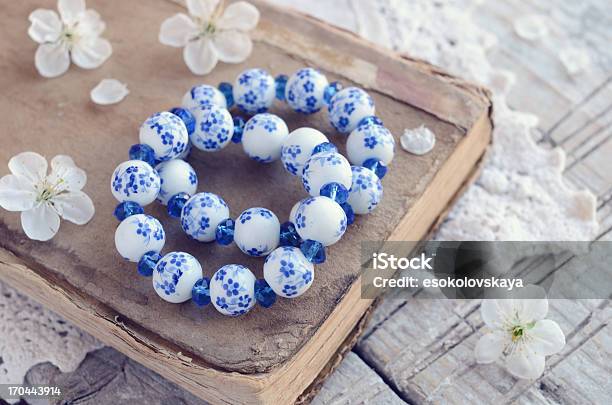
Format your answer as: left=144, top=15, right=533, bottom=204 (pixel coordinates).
left=0, top=1, right=492, bottom=403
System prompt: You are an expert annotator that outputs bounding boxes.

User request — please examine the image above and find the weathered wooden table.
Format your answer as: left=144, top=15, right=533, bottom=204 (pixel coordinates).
left=5, top=0, right=612, bottom=404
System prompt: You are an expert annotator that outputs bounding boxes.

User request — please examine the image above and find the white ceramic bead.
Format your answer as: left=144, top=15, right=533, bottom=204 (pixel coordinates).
left=242, top=114, right=289, bottom=163
left=328, top=87, right=375, bottom=133
left=347, top=166, right=383, bottom=214
left=234, top=208, right=280, bottom=257
left=155, top=160, right=198, bottom=205
left=280, top=127, right=328, bottom=176
left=210, top=264, right=256, bottom=316
left=190, top=105, right=234, bottom=152
left=111, top=160, right=161, bottom=206
left=285, top=68, right=329, bottom=114
left=181, top=84, right=227, bottom=110
left=152, top=252, right=203, bottom=304
left=289, top=198, right=308, bottom=224
left=264, top=246, right=314, bottom=298
left=233, top=68, right=275, bottom=114
left=302, top=151, right=352, bottom=197
left=346, top=123, right=395, bottom=166
left=294, top=196, right=347, bottom=246
left=139, top=111, right=189, bottom=161
left=115, top=214, right=165, bottom=262
left=180, top=192, right=229, bottom=242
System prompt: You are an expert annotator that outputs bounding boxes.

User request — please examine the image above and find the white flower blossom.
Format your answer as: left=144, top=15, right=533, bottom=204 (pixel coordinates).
left=28, top=0, right=112, bottom=78
left=159, top=0, right=259, bottom=75
left=475, top=293, right=565, bottom=379
left=0, top=152, right=95, bottom=241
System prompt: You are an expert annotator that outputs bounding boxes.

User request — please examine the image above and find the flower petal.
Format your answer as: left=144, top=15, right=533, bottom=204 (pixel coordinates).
left=77, top=9, right=106, bottom=37
left=90, top=79, right=129, bottom=105
left=53, top=191, right=95, bottom=225
left=35, top=42, right=70, bottom=78
left=217, top=1, right=260, bottom=31
left=480, top=299, right=515, bottom=329
left=71, top=37, right=112, bottom=69
left=49, top=155, right=87, bottom=191
left=474, top=331, right=507, bottom=364
left=212, top=29, right=252, bottom=63
left=516, top=298, right=549, bottom=324
left=0, top=174, right=37, bottom=212
left=58, top=0, right=85, bottom=24
left=8, top=152, right=48, bottom=184
left=505, top=345, right=545, bottom=379
left=183, top=38, right=218, bottom=75
left=21, top=203, right=60, bottom=241
left=529, top=319, right=565, bottom=356
left=28, top=9, right=62, bottom=44
left=186, top=0, right=219, bottom=20
left=159, top=13, right=198, bottom=47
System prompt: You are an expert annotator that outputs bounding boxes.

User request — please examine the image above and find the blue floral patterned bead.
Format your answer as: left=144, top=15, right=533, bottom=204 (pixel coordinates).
left=232, top=116, right=245, bottom=143
left=115, top=214, right=165, bottom=262
left=300, top=239, right=326, bottom=264
left=242, top=114, right=289, bottom=163
left=137, top=251, right=162, bottom=277
left=182, top=84, right=227, bottom=110
left=167, top=192, right=191, bottom=218
left=280, top=128, right=328, bottom=176
left=169, top=107, right=196, bottom=135
left=139, top=111, right=189, bottom=161
left=233, top=68, right=276, bottom=114
left=323, top=81, right=342, bottom=105
left=346, top=122, right=395, bottom=166
left=328, top=87, right=375, bottom=133
left=114, top=201, right=144, bottom=221
left=210, top=264, right=257, bottom=316
left=357, top=115, right=384, bottom=128
left=302, top=151, right=352, bottom=197
left=152, top=252, right=203, bottom=303
left=264, top=246, right=314, bottom=298
left=155, top=159, right=197, bottom=205
left=347, top=166, right=383, bottom=214
left=181, top=192, right=230, bottom=242
left=340, top=202, right=355, bottom=225
left=218, top=82, right=234, bottom=108
left=234, top=208, right=280, bottom=257
left=320, top=182, right=349, bottom=204
left=363, top=158, right=388, bottom=179
left=128, top=144, right=156, bottom=167
left=279, top=221, right=301, bottom=247
left=177, top=142, right=192, bottom=160
left=311, top=142, right=338, bottom=156
left=285, top=68, right=329, bottom=114
left=215, top=218, right=235, bottom=245
left=254, top=279, right=277, bottom=308
left=191, top=105, right=234, bottom=152
left=110, top=160, right=161, bottom=206
left=192, top=277, right=211, bottom=307
left=294, top=196, right=347, bottom=246
left=275, top=74, right=288, bottom=101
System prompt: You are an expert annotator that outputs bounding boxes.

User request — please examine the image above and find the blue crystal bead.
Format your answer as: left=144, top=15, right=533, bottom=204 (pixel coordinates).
left=320, top=182, right=349, bottom=204
left=323, top=81, right=343, bottom=105
left=254, top=279, right=277, bottom=308
left=363, top=158, right=388, bottom=179
left=192, top=277, right=211, bottom=306
left=279, top=221, right=301, bottom=247
left=114, top=201, right=144, bottom=221
left=232, top=116, right=246, bottom=143
left=169, top=107, right=196, bottom=135
left=137, top=251, right=162, bottom=277
left=340, top=202, right=355, bottom=225
left=312, top=142, right=338, bottom=156
left=275, top=74, right=288, bottom=101
left=167, top=192, right=190, bottom=218
left=357, top=115, right=384, bottom=128
left=128, top=144, right=156, bottom=167
left=218, top=82, right=234, bottom=109
left=300, top=239, right=326, bottom=264
left=215, top=218, right=235, bottom=245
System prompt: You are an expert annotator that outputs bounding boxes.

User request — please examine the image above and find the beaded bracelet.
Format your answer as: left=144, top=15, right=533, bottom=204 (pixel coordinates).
left=110, top=67, right=395, bottom=317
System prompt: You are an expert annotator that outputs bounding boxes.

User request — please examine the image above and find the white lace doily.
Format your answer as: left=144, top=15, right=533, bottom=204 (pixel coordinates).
left=0, top=0, right=599, bottom=398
